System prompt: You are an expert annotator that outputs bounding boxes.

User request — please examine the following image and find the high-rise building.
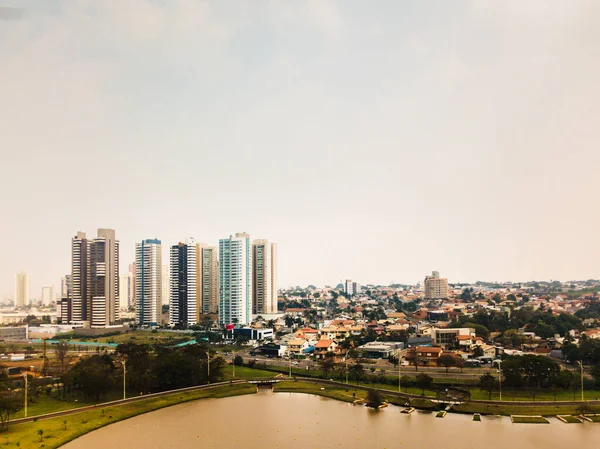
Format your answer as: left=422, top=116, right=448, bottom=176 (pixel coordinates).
left=14, top=272, right=29, bottom=307
left=119, top=273, right=134, bottom=309
left=88, top=229, right=120, bottom=327
left=161, top=264, right=170, bottom=306
left=128, top=263, right=136, bottom=308
left=344, top=279, right=361, bottom=296
left=41, top=285, right=55, bottom=306
left=252, top=240, right=278, bottom=315
left=198, top=244, right=219, bottom=315
left=169, top=238, right=197, bottom=327
left=424, top=271, right=448, bottom=299
left=219, top=232, right=252, bottom=326
left=59, top=275, right=72, bottom=323
left=135, top=239, right=162, bottom=326
left=71, top=232, right=90, bottom=321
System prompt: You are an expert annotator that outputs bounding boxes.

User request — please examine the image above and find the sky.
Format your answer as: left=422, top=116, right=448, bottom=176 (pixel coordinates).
left=1, top=0, right=600, bottom=298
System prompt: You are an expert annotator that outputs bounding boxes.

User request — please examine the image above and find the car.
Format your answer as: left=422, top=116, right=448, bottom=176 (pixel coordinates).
left=292, top=361, right=299, bottom=365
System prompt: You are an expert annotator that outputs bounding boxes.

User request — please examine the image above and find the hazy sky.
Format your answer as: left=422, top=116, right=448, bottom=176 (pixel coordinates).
left=2, top=0, right=600, bottom=297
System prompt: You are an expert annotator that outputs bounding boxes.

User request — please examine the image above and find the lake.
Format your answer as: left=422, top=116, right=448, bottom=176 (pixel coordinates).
left=63, top=388, right=600, bottom=449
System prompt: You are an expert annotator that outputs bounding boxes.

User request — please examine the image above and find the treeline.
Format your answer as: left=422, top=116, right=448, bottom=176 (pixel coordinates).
left=452, top=308, right=584, bottom=339
left=61, top=344, right=227, bottom=401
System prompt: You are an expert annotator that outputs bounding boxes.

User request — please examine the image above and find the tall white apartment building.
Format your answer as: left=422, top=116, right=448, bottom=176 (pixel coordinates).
left=198, top=244, right=219, bottom=315
left=161, top=264, right=170, bottom=306
left=41, top=285, right=55, bottom=306
left=71, top=232, right=90, bottom=321
left=14, top=272, right=30, bottom=307
left=219, top=233, right=252, bottom=326
left=119, top=273, right=134, bottom=309
left=135, top=239, right=162, bottom=326
left=169, top=238, right=197, bottom=327
left=344, top=279, right=361, bottom=296
left=252, top=240, right=278, bottom=315
left=424, top=271, right=449, bottom=299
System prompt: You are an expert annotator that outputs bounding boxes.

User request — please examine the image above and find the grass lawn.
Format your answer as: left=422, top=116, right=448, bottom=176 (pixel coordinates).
left=94, top=330, right=195, bottom=345
left=511, top=415, right=549, bottom=424
left=223, top=366, right=276, bottom=380
left=452, top=402, right=600, bottom=416
left=585, top=415, right=600, bottom=422
left=273, top=381, right=366, bottom=403
left=557, top=415, right=582, bottom=423
left=473, top=414, right=481, bottom=421
left=2, top=383, right=256, bottom=449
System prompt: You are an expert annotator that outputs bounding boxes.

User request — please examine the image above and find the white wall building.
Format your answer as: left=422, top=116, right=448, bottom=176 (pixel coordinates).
left=135, top=239, right=162, bottom=326
left=14, top=272, right=30, bottom=307
left=41, top=285, right=55, bottom=306
left=219, top=233, right=252, bottom=326
left=252, top=239, right=278, bottom=315
left=424, top=271, right=449, bottom=299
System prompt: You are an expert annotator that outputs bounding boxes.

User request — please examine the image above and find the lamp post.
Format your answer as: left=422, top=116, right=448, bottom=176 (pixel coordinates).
left=207, top=349, right=210, bottom=384
left=497, top=360, right=502, bottom=402
left=345, top=355, right=349, bottom=385
left=398, top=357, right=402, bottom=393
left=232, top=351, right=235, bottom=379
left=23, top=374, right=28, bottom=418
left=578, top=361, right=584, bottom=402
left=121, top=360, right=127, bottom=400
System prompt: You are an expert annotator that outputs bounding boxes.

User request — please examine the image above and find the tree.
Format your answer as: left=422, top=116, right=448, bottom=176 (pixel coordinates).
left=349, top=363, right=365, bottom=385
left=233, top=355, right=244, bottom=366
left=415, top=373, right=432, bottom=396
left=319, top=358, right=335, bottom=379
left=472, top=346, right=484, bottom=358
left=438, top=355, right=456, bottom=373
left=479, top=373, right=498, bottom=400
left=0, top=390, right=21, bottom=430
left=592, top=363, right=600, bottom=388
left=37, top=429, right=44, bottom=442
left=55, top=341, right=70, bottom=375
left=365, top=389, right=384, bottom=409
left=455, top=358, right=465, bottom=373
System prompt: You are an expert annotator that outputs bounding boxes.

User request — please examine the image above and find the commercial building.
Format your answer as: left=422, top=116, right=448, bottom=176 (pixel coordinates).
left=119, top=272, right=134, bottom=309
left=198, top=244, right=219, bottom=315
left=252, top=240, right=278, bottom=315
left=0, top=326, right=28, bottom=341
left=423, top=271, right=448, bottom=299
left=135, top=239, right=163, bottom=326
left=14, top=272, right=30, bottom=307
left=170, top=238, right=198, bottom=327
left=431, top=327, right=476, bottom=349
left=357, top=341, right=403, bottom=358
left=71, top=232, right=90, bottom=321
left=219, top=233, right=252, bottom=326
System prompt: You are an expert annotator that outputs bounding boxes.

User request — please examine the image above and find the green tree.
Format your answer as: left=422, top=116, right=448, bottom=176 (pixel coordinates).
left=365, top=389, right=384, bottom=409
left=0, top=390, right=22, bottom=430
left=349, top=363, right=365, bottom=385
left=233, top=355, right=244, bottom=366
left=415, top=373, right=433, bottom=396
left=438, top=355, right=456, bottom=373
left=479, top=372, right=498, bottom=400
left=319, top=358, right=335, bottom=379
left=472, top=346, right=484, bottom=358
left=37, top=429, right=44, bottom=442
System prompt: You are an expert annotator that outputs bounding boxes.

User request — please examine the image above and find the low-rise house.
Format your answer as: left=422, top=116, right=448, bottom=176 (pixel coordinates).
left=314, top=339, right=338, bottom=358
left=414, top=346, right=443, bottom=366
left=287, top=338, right=308, bottom=356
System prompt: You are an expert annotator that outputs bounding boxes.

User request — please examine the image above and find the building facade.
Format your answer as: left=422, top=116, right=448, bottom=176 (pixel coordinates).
left=41, top=285, right=55, bottom=306
left=14, top=272, right=30, bottom=307
left=252, top=240, right=278, bottom=315
left=89, top=229, right=120, bottom=327
left=119, top=273, right=134, bottom=309
left=219, top=233, right=252, bottom=326
left=161, top=264, right=170, bottom=306
left=71, top=232, right=90, bottom=321
left=135, top=239, right=162, bottom=326
left=344, top=279, right=361, bottom=296
left=169, top=239, right=197, bottom=327
left=424, top=271, right=449, bottom=299
left=198, top=244, right=219, bottom=315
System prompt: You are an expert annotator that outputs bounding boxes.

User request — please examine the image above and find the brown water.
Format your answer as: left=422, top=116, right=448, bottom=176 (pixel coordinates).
left=63, top=389, right=600, bottom=449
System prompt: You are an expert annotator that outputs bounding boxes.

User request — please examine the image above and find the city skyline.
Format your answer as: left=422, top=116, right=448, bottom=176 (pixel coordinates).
left=3, top=1, right=600, bottom=296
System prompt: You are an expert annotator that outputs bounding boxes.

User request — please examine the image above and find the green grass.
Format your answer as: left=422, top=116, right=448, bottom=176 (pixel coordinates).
left=94, top=330, right=195, bottom=345
left=557, top=415, right=582, bottom=423
left=473, top=414, right=481, bottom=421
left=2, top=383, right=256, bottom=449
left=453, top=402, right=600, bottom=416
left=436, top=411, right=446, bottom=418
left=586, top=414, right=600, bottom=422
left=273, top=381, right=366, bottom=403
left=223, top=366, right=276, bottom=380
left=511, top=415, right=549, bottom=424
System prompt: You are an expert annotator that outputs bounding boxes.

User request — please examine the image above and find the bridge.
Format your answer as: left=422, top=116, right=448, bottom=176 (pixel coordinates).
left=247, top=379, right=283, bottom=385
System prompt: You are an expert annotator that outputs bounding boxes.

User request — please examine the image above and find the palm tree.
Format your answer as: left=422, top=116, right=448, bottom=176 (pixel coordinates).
left=37, top=429, right=44, bottom=442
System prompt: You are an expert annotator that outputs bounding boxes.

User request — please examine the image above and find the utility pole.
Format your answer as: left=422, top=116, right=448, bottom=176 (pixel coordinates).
left=345, top=356, right=349, bottom=385
left=42, top=338, right=48, bottom=377
left=289, top=355, right=292, bottom=378
left=232, top=351, right=235, bottom=379
left=398, top=357, right=402, bottom=392
left=23, top=374, right=28, bottom=418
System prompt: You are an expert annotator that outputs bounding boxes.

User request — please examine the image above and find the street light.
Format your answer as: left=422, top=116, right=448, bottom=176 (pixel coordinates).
left=121, top=360, right=127, bottom=400
left=497, top=360, right=502, bottom=402
left=578, top=361, right=584, bottom=402
left=232, top=351, right=235, bottom=379
left=23, top=374, right=28, bottom=418
left=207, top=349, right=210, bottom=384
left=398, top=356, right=402, bottom=393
